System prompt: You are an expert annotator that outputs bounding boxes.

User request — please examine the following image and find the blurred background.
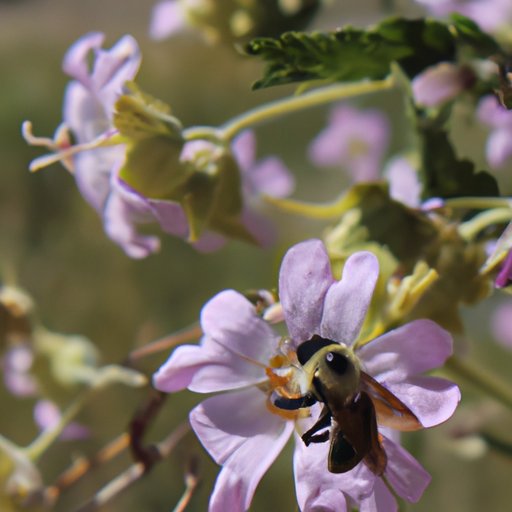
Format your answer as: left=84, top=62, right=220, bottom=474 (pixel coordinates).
left=1, top=0, right=512, bottom=510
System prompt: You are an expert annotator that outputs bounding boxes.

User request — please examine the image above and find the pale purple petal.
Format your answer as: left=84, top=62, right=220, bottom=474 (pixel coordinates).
left=34, top=400, right=90, bottom=441
left=190, top=388, right=294, bottom=512
left=149, top=0, right=187, bottom=40
left=381, top=376, right=461, bottom=428
left=279, top=239, right=334, bottom=344
left=412, top=63, right=471, bottom=107
left=293, top=431, right=375, bottom=511
left=2, top=345, right=38, bottom=397
left=232, top=130, right=256, bottom=174
left=62, top=32, right=105, bottom=86
left=320, top=251, right=379, bottom=345
left=309, top=105, right=389, bottom=182
left=154, top=290, right=279, bottom=393
left=359, top=478, right=397, bottom=512
left=357, top=319, right=453, bottom=382
left=491, top=301, right=512, bottom=348
left=381, top=436, right=431, bottom=502
left=486, top=128, right=512, bottom=169
left=244, top=156, right=295, bottom=198
left=384, top=157, right=421, bottom=208
left=477, top=95, right=512, bottom=128
left=73, top=147, right=123, bottom=212
left=103, top=182, right=161, bottom=259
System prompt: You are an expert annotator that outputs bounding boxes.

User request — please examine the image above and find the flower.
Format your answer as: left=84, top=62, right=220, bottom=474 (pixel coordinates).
left=415, top=0, right=512, bottom=33
left=149, top=1, right=187, bottom=40
left=491, top=300, right=512, bottom=349
left=24, top=33, right=294, bottom=257
left=309, top=105, right=389, bottom=182
left=477, top=94, right=512, bottom=170
left=154, top=239, right=460, bottom=511
left=412, top=63, right=475, bottom=108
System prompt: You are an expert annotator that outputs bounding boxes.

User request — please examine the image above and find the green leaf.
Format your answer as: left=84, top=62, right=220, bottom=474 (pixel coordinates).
left=417, top=121, right=499, bottom=199
left=119, top=136, right=187, bottom=199
left=449, top=13, right=501, bottom=59
left=245, top=17, right=456, bottom=89
left=114, top=83, right=182, bottom=140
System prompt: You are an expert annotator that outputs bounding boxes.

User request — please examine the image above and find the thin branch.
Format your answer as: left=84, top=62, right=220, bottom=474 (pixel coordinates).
left=73, top=423, right=190, bottom=512
left=172, top=456, right=201, bottom=512
left=127, top=324, right=202, bottom=363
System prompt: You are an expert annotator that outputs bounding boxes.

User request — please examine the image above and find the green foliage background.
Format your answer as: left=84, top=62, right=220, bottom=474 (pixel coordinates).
left=1, top=1, right=512, bottom=511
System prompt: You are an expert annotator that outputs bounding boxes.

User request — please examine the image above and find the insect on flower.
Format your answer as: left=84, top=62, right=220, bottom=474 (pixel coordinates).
left=272, top=335, right=422, bottom=475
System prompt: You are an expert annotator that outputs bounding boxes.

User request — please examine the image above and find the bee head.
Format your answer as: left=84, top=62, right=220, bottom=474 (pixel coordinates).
left=298, top=335, right=361, bottom=408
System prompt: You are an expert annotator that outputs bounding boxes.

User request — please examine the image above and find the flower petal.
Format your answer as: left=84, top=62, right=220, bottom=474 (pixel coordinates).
left=359, top=478, right=397, bottom=512
left=190, top=388, right=294, bottom=512
left=380, top=376, right=461, bottom=428
left=320, top=251, right=379, bottom=345
left=279, top=239, right=334, bottom=344
left=381, top=435, right=431, bottom=503
left=154, top=290, right=279, bottom=393
left=293, top=432, right=375, bottom=512
left=357, top=319, right=453, bottom=381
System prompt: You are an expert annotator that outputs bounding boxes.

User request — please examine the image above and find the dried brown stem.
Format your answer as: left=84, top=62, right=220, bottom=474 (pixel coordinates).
left=73, top=422, right=190, bottom=512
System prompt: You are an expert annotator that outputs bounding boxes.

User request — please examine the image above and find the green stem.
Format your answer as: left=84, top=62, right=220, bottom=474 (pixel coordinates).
left=25, top=392, right=89, bottom=462
left=446, top=356, right=512, bottom=411
left=445, top=197, right=512, bottom=210
left=218, top=78, right=395, bottom=141
left=458, top=207, right=512, bottom=240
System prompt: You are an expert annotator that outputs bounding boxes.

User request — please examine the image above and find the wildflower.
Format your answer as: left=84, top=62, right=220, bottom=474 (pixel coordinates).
left=149, top=0, right=187, bottom=40
left=477, top=94, right=512, bottom=169
left=412, top=63, right=475, bottom=108
left=154, top=239, right=460, bottom=511
left=415, top=0, right=512, bottom=33
left=24, top=33, right=294, bottom=257
left=309, top=105, right=389, bottom=182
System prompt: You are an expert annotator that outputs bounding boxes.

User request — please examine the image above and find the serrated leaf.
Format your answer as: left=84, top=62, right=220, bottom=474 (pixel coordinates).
left=245, top=17, right=456, bottom=89
left=449, top=13, right=501, bottom=59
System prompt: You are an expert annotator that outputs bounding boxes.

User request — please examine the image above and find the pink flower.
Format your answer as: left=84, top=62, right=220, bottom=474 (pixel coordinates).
left=154, top=239, right=460, bottom=511
left=477, top=95, right=512, bottom=170
left=309, top=105, right=389, bottom=182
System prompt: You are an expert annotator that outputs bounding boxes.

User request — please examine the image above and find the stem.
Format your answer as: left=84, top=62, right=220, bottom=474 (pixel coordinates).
left=127, top=324, right=202, bottom=363
left=445, top=197, right=512, bottom=210
left=218, top=78, right=395, bottom=141
left=458, top=207, right=512, bottom=240
left=446, top=356, right=512, bottom=410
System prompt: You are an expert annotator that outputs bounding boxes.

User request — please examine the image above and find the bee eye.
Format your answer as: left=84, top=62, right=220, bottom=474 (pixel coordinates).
left=325, top=351, right=349, bottom=375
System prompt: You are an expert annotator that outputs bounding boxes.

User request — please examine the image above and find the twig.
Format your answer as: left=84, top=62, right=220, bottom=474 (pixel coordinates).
left=74, top=423, right=190, bottom=512
left=172, top=456, right=201, bottom=512
left=127, top=324, right=202, bottom=363
left=44, top=433, right=130, bottom=505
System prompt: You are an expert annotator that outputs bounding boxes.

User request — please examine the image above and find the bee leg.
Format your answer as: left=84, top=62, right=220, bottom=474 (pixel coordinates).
left=302, top=406, right=332, bottom=446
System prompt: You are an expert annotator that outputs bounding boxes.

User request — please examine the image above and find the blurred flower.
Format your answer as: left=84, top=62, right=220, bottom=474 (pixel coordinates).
left=412, top=63, right=475, bottom=108
left=33, top=400, right=90, bottom=441
left=416, top=0, right=512, bottom=32
left=2, top=344, right=38, bottom=397
left=149, top=0, right=187, bottom=40
left=491, top=300, right=512, bottom=348
left=154, top=239, right=459, bottom=511
left=477, top=94, right=512, bottom=169
left=309, top=105, right=389, bottom=182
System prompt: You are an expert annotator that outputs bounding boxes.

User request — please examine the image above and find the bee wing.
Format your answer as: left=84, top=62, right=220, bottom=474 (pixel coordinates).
left=360, top=371, right=423, bottom=432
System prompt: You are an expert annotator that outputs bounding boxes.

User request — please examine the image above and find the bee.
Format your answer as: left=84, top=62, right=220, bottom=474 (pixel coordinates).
left=272, top=335, right=422, bottom=475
